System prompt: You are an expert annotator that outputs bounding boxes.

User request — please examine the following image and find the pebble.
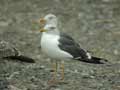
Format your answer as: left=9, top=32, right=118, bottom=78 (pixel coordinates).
left=74, top=69, right=79, bottom=73
left=102, top=0, right=110, bottom=2
left=113, top=50, right=119, bottom=55
left=40, top=65, right=45, bottom=69
left=54, top=88, right=62, bottom=90
left=0, top=21, right=9, bottom=26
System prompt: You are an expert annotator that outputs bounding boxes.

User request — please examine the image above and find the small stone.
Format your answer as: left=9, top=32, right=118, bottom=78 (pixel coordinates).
left=54, top=88, right=61, bottom=90
left=54, top=0, right=60, bottom=3
left=9, top=85, right=22, bottom=90
left=74, top=69, right=79, bottom=73
left=46, top=58, right=51, bottom=62
left=113, top=50, right=119, bottom=55
left=89, top=75, right=95, bottom=79
left=40, top=65, right=45, bottom=69
left=78, top=13, right=84, bottom=18
left=36, top=55, right=41, bottom=59
left=88, top=31, right=94, bottom=35
left=0, top=21, right=9, bottom=26
left=81, top=72, right=89, bottom=77
left=102, top=0, right=110, bottom=2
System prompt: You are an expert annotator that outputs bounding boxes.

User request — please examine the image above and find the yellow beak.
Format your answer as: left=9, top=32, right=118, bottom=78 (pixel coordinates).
left=39, top=18, right=46, bottom=25
left=40, top=29, right=46, bottom=32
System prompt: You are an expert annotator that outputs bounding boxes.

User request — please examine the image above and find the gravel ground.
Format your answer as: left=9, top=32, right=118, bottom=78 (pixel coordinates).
left=0, top=0, right=120, bottom=90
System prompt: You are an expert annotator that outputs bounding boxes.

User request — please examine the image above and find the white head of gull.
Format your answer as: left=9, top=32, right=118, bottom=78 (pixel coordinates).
left=40, top=13, right=58, bottom=26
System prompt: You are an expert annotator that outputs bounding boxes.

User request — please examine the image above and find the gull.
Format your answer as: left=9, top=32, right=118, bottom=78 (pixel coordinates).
left=0, top=40, right=35, bottom=63
left=39, top=14, right=108, bottom=83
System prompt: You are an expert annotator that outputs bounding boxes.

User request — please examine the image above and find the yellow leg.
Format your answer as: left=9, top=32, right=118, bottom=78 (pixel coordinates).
left=48, top=62, right=58, bottom=84
left=60, top=62, right=64, bottom=80
left=53, top=62, right=58, bottom=80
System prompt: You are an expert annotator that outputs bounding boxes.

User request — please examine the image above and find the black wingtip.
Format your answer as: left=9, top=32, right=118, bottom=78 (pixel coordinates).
left=78, top=56, right=108, bottom=64
left=91, top=56, right=108, bottom=64
left=3, top=55, right=35, bottom=63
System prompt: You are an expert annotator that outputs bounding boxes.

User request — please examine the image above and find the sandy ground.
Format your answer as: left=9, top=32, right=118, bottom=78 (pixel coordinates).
left=0, top=0, right=120, bottom=90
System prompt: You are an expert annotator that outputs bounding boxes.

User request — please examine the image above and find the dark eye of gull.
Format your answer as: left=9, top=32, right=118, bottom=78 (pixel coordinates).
left=50, top=27, right=55, bottom=30
left=49, top=17, right=53, bottom=20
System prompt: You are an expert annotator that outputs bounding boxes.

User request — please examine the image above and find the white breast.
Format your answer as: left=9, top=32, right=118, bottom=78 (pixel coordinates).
left=40, top=33, right=73, bottom=59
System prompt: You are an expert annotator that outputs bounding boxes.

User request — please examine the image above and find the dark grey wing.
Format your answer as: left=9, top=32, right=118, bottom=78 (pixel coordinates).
left=59, top=33, right=108, bottom=64
left=58, top=33, right=88, bottom=59
left=60, top=33, right=74, bottom=41
left=60, top=33, right=79, bottom=47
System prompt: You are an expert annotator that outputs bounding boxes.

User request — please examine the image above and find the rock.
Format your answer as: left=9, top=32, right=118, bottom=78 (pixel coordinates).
left=0, top=78, right=9, bottom=90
